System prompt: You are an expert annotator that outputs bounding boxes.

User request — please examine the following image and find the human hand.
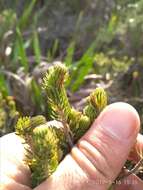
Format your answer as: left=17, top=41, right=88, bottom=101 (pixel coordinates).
left=0, top=102, right=143, bottom=190
left=0, top=132, right=31, bottom=189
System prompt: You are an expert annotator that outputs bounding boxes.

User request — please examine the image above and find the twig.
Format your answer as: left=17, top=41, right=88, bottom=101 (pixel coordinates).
left=58, top=109, right=74, bottom=148
left=117, top=158, right=143, bottom=181
left=109, top=159, right=143, bottom=190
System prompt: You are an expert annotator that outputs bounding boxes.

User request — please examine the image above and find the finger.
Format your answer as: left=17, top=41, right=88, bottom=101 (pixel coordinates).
left=0, top=176, right=32, bottom=190
left=115, top=133, right=143, bottom=189
left=0, top=133, right=31, bottom=186
left=73, top=102, right=140, bottom=189
left=34, top=102, right=140, bottom=190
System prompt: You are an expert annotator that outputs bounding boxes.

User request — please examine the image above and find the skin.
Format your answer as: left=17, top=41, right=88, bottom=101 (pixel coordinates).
left=0, top=102, right=143, bottom=190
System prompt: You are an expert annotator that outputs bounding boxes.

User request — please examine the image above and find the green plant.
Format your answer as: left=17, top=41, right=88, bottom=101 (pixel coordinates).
left=94, top=53, right=133, bottom=75
left=10, top=63, right=143, bottom=189
left=0, top=93, right=19, bottom=136
left=15, top=63, right=107, bottom=187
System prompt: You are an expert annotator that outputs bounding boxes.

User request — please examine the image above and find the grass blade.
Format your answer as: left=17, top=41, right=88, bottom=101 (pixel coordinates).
left=69, top=42, right=97, bottom=91
left=31, top=79, right=44, bottom=112
left=64, top=41, right=75, bottom=67
left=33, top=31, right=41, bottom=65
left=0, top=74, right=9, bottom=96
left=18, top=0, right=37, bottom=29
left=15, top=27, right=29, bottom=72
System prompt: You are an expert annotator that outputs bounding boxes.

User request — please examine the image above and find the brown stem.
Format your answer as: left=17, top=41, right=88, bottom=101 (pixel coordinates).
left=110, top=159, right=143, bottom=189
left=57, top=108, right=74, bottom=148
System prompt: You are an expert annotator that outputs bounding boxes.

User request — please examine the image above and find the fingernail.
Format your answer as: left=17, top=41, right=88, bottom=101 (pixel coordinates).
left=97, top=102, right=140, bottom=139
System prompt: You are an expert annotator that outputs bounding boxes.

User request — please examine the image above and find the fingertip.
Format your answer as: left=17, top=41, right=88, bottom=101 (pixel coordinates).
left=96, top=102, right=140, bottom=139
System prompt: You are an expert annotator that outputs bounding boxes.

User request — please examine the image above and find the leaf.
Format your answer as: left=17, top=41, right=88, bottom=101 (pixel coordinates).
left=15, top=27, right=29, bottom=72
left=0, top=74, right=9, bottom=96
left=64, top=41, right=76, bottom=67
left=33, top=31, right=41, bottom=65
left=47, top=39, right=59, bottom=61
left=69, top=42, right=97, bottom=91
left=31, top=79, right=44, bottom=112
left=18, top=0, right=37, bottom=30
left=51, top=39, right=59, bottom=58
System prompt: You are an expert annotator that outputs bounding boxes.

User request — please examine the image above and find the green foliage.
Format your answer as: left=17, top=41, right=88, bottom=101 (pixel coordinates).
left=0, top=74, right=9, bottom=97
left=0, top=9, right=16, bottom=41
left=33, top=31, right=41, bottom=65
left=64, top=41, right=76, bottom=67
left=94, top=53, right=133, bottom=75
left=1, top=0, right=143, bottom=186
left=31, top=124, right=60, bottom=187
left=67, top=42, right=96, bottom=91
left=15, top=63, right=108, bottom=187
left=0, top=0, right=142, bottom=117
left=1, top=0, right=141, bottom=94
left=0, top=94, right=19, bottom=136
left=30, top=79, right=45, bottom=113
left=47, top=39, right=59, bottom=62
left=17, top=0, right=37, bottom=30
left=15, top=27, right=29, bottom=72
left=65, top=13, right=119, bottom=91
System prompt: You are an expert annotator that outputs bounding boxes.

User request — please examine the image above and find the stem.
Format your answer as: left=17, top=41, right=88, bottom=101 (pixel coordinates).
left=117, top=158, right=143, bottom=181
left=130, top=158, right=143, bottom=175
left=58, top=108, right=74, bottom=148
left=109, top=158, right=143, bottom=190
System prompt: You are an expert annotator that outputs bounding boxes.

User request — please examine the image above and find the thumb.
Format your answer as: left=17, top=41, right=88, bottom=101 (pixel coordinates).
left=34, top=102, right=140, bottom=190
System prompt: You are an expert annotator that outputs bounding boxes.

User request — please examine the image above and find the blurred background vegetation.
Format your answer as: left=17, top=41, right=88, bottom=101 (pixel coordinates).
left=0, top=0, right=143, bottom=136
